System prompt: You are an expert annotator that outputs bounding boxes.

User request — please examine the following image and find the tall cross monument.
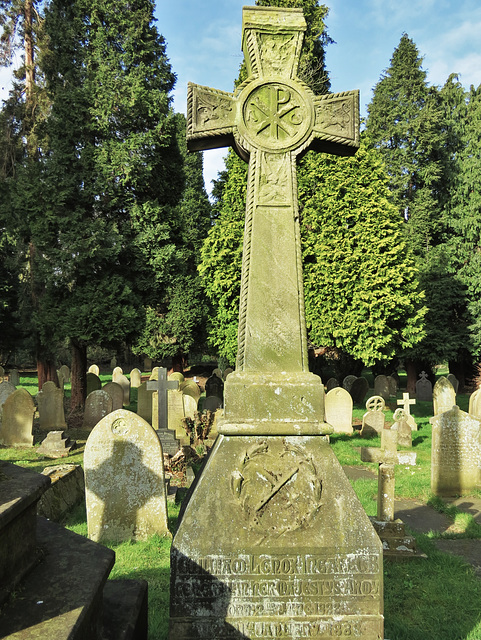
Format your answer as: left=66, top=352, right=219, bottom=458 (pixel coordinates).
left=170, top=8, right=383, bottom=639
left=188, top=6, right=358, bottom=434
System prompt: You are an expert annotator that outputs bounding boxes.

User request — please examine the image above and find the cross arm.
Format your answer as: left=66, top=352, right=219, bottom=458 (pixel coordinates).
left=361, top=447, right=417, bottom=466
left=310, top=90, right=360, bottom=157
left=187, top=83, right=236, bottom=152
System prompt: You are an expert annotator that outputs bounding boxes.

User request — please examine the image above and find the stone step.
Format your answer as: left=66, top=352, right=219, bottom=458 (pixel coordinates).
left=0, top=516, right=114, bottom=639
left=0, top=462, right=51, bottom=606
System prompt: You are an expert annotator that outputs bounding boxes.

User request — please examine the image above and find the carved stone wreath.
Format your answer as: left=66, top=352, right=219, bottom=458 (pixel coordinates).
left=231, top=439, right=322, bottom=539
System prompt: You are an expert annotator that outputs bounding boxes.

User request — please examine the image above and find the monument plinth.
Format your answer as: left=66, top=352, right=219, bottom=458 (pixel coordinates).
left=170, top=7, right=383, bottom=639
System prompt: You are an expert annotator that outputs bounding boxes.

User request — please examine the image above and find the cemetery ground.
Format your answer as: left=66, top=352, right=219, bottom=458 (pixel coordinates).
left=1, top=372, right=481, bottom=639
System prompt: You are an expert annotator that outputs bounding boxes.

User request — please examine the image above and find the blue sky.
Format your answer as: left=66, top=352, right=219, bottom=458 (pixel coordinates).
left=156, top=0, right=481, bottom=195
left=2, top=1, right=481, bottom=194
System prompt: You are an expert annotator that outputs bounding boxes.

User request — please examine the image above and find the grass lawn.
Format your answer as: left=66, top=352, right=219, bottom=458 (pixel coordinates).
left=1, top=376, right=481, bottom=639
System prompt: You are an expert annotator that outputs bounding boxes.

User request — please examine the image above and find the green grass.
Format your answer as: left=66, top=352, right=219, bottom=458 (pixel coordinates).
left=2, top=378, right=481, bottom=639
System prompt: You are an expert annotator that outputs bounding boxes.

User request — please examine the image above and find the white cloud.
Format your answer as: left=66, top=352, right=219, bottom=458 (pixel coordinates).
left=202, top=148, right=228, bottom=199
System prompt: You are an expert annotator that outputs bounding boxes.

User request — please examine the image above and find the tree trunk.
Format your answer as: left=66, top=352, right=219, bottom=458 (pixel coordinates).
left=24, top=0, right=36, bottom=158
left=405, top=359, right=417, bottom=396
left=70, top=339, right=87, bottom=412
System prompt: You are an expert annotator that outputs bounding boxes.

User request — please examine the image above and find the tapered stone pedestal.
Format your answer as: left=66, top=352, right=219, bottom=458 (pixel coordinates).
left=170, top=434, right=383, bottom=639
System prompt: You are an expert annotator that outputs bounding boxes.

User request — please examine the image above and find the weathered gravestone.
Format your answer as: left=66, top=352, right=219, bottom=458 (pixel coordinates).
left=84, top=409, right=170, bottom=543
left=148, top=367, right=182, bottom=454
left=0, top=388, right=35, bottom=447
left=430, top=406, right=481, bottom=496
left=396, top=392, right=417, bottom=431
left=325, top=376, right=339, bottom=392
left=373, top=375, right=390, bottom=401
left=342, top=374, right=357, bottom=393
left=349, top=376, right=369, bottom=404
left=112, top=366, right=123, bottom=381
left=180, top=379, right=201, bottom=402
left=170, top=8, right=383, bottom=639
left=137, top=381, right=153, bottom=424
left=115, top=373, right=131, bottom=407
left=86, top=371, right=102, bottom=396
left=0, top=365, right=4, bottom=381
left=387, top=375, right=398, bottom=397
left=361, top=396, right=385, bottom=437
left=204, top=374, right=224, bottom=404
left=223, top=367, right=234, bottom=380
left=183, top=393, right=198, bottom=420
left=8, top=369, right=20, bottom=387
left=415, top=370, right=432, bottom=402
left=56, top=368, right=66, bottom=392
left=469, top=387, right=481, bottom=418
left=129, top=367, right=142, bottom=388
left=433, top=376, right=456, bottom=415
left=361, top=429, right=418, bottom=559
left=82, top=390, right=113, bottom=430
left=59, top=364, right=70, bottom=384
left=88, top=363, right=100, bottom=376
left=37, top=381, right=66, bottom=431
left=0, top=380, right=16, bottom=420
left=102, top=381, right=124, bottom=411
left=325, top=386, right=352, bottom=434
left=37, top=430, right=75, bottom=458
left=447, top=373, right=459, bottom=394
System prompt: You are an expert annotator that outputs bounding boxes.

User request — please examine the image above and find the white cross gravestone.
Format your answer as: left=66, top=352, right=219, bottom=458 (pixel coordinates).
left=170, top=7, right=383, bottom=640
left=396, top=392, right=417, bottom=431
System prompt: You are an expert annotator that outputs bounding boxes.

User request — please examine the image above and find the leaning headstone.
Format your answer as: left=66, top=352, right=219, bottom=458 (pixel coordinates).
left=0, top=380, right=16, bottom=419
left=112, top=366, right=123, bottom=383
left=396, top=392, right=417, bottom=431
left=8, top=369, right=20, bottom=387
left=361, top=396, right=386, bottom=436
left=374, top=374, right=390, bottom=400
left=183, top=394, right=198, bottom=420
left=37, top=381, right=66, bottom=431
left=83, top=390, right=113, bottom=430
left=361, top=428, right=418, bottom=559
left=180, top=379, right=201, bottom=402
left=325, top=377, right=339, bottom=392
left=415, top=370, right=432, bottom=402
left=129, top=368, right=142, bottom=388
left=88, top=364, right=100, bottom=376
left=102, top=381, right=124, bottom=411
left=431, top=406, right=481, bottom=496
left=342, top=374, right=357, bottom=392
left=349, top=376, right=369, bottom=404
left=86, top=371, right=102, bottom=396
left=433, top=376, right=456, bottom=415
left=37, top=430, right=75, bottom=458
left=447, top=373, right=459, bottom=394
left=170, top=8, right=383, bottom=640
left=115, top=373, right=131, bottom=407
left=0, top=388, right=35, bottom=447
left=391, top=408, right=412, bottom=448
left=59, top=364, right=70, bottom=384
left=469, top=388, right=481, bottom=418
left=325, top=387, right=353, bottom=434
left=84, top=409, right=170, bottom=543
left=137, top=382, right=153, bottom=424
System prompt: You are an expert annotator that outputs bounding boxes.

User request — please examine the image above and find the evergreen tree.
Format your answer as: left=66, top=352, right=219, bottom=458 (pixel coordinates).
left=199, top=1, right=426, bottom=369
left=39, top=0, right=183, bottom=407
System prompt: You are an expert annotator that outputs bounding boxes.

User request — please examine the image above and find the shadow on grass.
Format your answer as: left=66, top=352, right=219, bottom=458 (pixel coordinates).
left=412, top=435, right=428, bottom=447
left=384, top=534, right=481, bottom=640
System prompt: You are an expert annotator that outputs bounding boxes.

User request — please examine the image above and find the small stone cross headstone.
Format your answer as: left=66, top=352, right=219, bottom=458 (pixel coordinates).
left=147, top=367, right=179, bottom=433
left=361, top=395, right=385, bottom=436
left=390, top=408, right=412, bottom=448
left=396, top=392, right=417, bottom=431
left=361, top=429, right=417, bottom=521
left=415, top=370, right=432, bottom=402
left=84, top=409, right=170, bottom=543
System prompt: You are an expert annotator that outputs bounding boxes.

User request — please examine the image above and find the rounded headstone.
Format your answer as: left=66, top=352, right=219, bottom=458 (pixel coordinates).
left=88, top=364, right=100, bottom=376
left=102, top=381, right=124, bottom=411
left=83, top=390, right=113, bottom=429
left=342, top=375, right=357, bottom=393
left=129, top=368, right=142, bottom=389
left=349, top=377, right=369, bottom=404
left=326, top=378, right=339, bottom=392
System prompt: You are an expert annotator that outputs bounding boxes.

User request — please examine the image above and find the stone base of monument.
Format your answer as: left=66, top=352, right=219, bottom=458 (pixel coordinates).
left=0, top=461, right=148, bottom=639
left=37, top=430, right=75, bottom=458
left=370, top=517, right=427, bottom=561
left=156, top=428, right=181, bottom=456
left=170, top=434, right=384, bottom=639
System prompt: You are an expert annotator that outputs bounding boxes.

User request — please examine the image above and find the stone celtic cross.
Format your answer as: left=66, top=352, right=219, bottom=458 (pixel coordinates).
left=188, top=7, right=359, bottom=434
left=147, top=368, right=178, bottom=432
